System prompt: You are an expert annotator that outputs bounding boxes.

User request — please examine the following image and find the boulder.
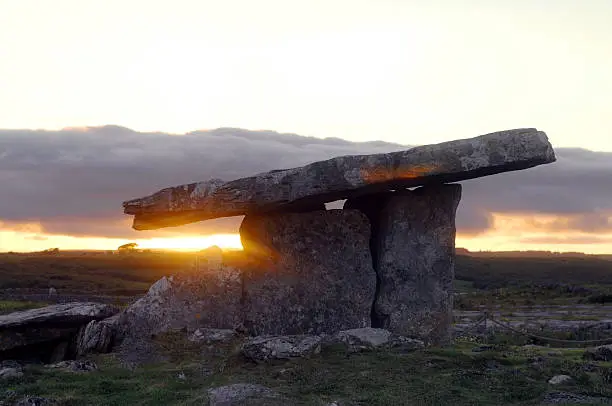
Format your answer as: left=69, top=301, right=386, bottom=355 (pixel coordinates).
left=189, top=328, right=237, bottom=344
left=583, top=344, right=612, bottom=362
left=548, top=375, right=573, bottom=385
left=240, top=209, right=376, bottom=335
left=123, top=128, right=556, bottom=230
left=0, top=303, right=119, bottom=362
left=115, top=268, right=243, bottom=343
left=76, top=314, right=119, bottom=356
left=327, top=328, right=424, bottom=353
left=0, top=367, right=23, bottom=380
left=46, top=360, right=97, bottom=373
left=242, top=335, right=323, bottom=361
left=346, top=184, right=461, bottom=345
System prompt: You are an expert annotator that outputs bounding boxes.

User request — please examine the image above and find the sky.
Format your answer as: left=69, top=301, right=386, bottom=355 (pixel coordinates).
left=1, top=1, right=611, bottom=253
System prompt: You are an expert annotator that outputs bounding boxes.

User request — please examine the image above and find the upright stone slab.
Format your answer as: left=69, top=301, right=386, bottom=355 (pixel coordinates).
left=346, top=184, right=461, bottom=345
left=240, top=209, right=376, bottom=335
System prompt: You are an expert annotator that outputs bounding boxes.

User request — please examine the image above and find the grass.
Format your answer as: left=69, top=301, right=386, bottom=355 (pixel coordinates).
left=1, top=333, right=611, bottom=406
left=0, top=300, right=49, bottom=315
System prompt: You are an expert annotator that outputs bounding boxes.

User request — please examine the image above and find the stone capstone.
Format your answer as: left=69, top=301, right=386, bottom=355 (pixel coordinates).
left=189, top=328, right=237, bottom=344
left=346, top=184, right=461, bottom=345
left=240, top=209, right=376, bottom=336
left=124, top=128, right=556, bottom=230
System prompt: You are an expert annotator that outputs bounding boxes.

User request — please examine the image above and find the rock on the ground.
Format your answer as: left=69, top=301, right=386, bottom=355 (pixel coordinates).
left=346, top=184, right=461, bottom=345
left=548, top=375, right=573, bottom=385
left=0, top=303, right=119, bottom=361
left=14, top=397, right=56, bottom=406
left=328, top=328, right=424, bottom=353
left=240, top=210, right=376, bottom=335
left=207, top=383, right=284, bottom=406
left=47, top=360, right=97, bottom=372
left=542, top=391, right=611, bottom=404
left=242, top=335, right=323, bottom=361
left=189, top=328, right=237, bottom=344
left=76, top=314, right=119, bottom=356
left=115, top=267, right=243, bottom=342
left=123, top=128, right=556, bottom=230
left=0, top=367, right=23, bottom=380
left=583, top=344, right=612, bottom=362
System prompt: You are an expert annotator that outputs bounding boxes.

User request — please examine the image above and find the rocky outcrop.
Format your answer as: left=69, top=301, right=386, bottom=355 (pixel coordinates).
left=346, top=184, right=461, bottom=345
left=240, top=209, right=376, bottom=335
left=124, top=128, right=555, bottom=230
left=0, top=303, right=119, bottom=362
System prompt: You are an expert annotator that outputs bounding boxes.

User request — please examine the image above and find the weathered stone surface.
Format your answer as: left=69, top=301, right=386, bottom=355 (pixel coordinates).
left=0, top=303, right=119, bottom=353
left=115, top=268, right=243, bottom=344
left=207, top=383, right=285, bottom=406
left=326, top=328, right=424, bottom=353
left=548, top=375, right=573, bottom=385
left=189, top=328, right=237, bottom=344
left=124, top=128, right=555, bottom=230
left=583, top=345, right=612, bottom=362
left=0, top=367, right=23, bottom=380
left=240, top=210, right=376, bottom=336
left=47, top=360, right=97, bottom=372
left=346, top=184, right=461, bottom=345
left=242, top=335, right=322, bottom=361
left=76, top=314, right=119, bottom=356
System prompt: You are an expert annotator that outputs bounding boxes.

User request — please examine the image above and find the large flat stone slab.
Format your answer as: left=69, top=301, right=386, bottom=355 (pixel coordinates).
left=123, top=128, right=555, bottom=229
left=240, top=209, right=376, bottom=335
left=346, top=184, right=461, bottom=345
left=0, top=303, right=119, bottom=360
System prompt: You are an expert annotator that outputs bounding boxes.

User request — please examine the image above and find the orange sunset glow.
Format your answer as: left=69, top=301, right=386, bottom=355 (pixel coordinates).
left=1, top=212, right=611, bottom=254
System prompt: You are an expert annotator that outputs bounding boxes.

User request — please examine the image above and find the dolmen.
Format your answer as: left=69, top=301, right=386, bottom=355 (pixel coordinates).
left=121, top=128, right=556, bottom=346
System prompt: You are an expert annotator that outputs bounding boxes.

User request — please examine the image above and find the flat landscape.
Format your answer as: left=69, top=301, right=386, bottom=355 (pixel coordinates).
left=1, top=250, right=612, bottom=405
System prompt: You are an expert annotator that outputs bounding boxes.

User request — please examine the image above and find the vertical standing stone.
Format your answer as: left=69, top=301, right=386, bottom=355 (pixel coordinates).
left=346, top=184, right=461, bottom=345
left=240, top=209, right=376, bottom=336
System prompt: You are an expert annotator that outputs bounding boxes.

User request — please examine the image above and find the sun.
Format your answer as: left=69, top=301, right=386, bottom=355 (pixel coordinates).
left=136, top=234, right=243, bottom=251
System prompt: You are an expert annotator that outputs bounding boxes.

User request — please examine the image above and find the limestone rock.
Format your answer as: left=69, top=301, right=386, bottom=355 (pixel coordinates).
left=240, top=210, right=376, bottom=335
left=189, top=328, right=237, bottom=344
left=242, top=335, right=322, bottom=361
left=47, top=360, right=97, bottom=372
left=207, top=383, right=285, bottom=406
left=115, top=268, right=243, bottom=346
left=548, top=375, right=573, bottom=385
left=328, top=328, right=424, bottom=353
left=124, top=128, right=556, bottom=230
left=583, top=344, right=612, bottom=362
left=346, top=184, right=461, bottom=345
left=0, top=367, right=23, bottom=380
left=0, top=303, right=119, bottom=355
left=76, top=314, right=119, bottom=356
left=14, top=397, right=57, bottom=406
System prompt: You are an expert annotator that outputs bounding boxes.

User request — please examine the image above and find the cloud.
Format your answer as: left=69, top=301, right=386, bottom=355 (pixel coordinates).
left=1, top=126, right=612, bottom=241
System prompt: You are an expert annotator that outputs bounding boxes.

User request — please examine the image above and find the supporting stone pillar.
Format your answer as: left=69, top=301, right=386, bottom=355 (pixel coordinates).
left=239, top=209, right=376, bottom=336
left=346, top=184, right=461, bottom=345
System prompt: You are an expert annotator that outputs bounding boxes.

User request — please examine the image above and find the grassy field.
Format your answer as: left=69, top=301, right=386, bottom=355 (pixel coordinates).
left=1, top=250, right=611, bottom=405
left=1, top=332, right=611, bottom=405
